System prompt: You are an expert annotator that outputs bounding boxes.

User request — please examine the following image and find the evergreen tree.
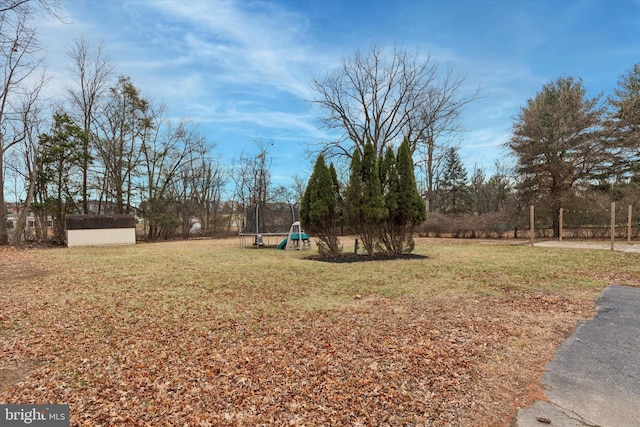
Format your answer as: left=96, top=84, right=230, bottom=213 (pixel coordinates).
left=300, top=154, right=341, bottom=256
left=608, top=63, right=640, bottom=177
left=37, top=112, right=87, bottom=243
left=380, top=139, right=426, bottom=254
left=507, top=76, right=606, bottom=237
left=345, top=140, right=386, bottom=255
left=329, top=162, right=344, bottom=233
left=396, top=139, right=427, bottom=246
left=438, top=147, right=473, bottom=215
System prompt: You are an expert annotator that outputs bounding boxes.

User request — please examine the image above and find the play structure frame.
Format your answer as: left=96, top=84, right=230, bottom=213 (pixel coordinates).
left=238, top=205, right=310, bottom=250
left=278, top=221, right=310, bottom=250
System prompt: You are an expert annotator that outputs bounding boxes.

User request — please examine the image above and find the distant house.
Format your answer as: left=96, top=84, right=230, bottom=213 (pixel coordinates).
left=5, top=203, right=52, bottom=242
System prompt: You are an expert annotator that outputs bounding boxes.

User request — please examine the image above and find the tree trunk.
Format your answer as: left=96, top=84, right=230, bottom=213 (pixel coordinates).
left=0, top=149, right=8, bottom=245
left=552, top=206, right=561, bottom=238
left=12, top=155, right=39, bottom=247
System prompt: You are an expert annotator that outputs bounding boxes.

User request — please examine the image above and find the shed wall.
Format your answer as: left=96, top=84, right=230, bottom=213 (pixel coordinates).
left=67, top=228, right=136, bottom=247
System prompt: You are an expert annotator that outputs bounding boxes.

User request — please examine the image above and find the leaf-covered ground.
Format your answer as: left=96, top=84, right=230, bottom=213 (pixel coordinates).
left=1, top=240, right=636, bottom=426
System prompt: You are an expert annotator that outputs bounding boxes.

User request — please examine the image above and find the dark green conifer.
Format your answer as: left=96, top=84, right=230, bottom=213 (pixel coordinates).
left=345, top=141, right=386, bottom=255
left=300, top=154, right=341, bottom=256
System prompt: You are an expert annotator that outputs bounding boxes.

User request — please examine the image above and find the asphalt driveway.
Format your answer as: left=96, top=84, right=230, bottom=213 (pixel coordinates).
left=516, top=285, right=640, bottom=426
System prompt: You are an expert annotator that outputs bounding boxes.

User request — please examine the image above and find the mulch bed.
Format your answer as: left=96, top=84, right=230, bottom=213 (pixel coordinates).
left=305, top=252, right=428, bottom=263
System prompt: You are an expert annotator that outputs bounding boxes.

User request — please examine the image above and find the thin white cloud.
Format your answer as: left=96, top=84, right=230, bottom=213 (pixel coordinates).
left=140, top=0, right=332, bottom=100
left=24, top=0, right=640, bottom=188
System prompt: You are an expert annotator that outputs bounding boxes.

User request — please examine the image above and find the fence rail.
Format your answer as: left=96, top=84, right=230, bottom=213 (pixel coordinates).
left=529, top=202, right=637, bottom=250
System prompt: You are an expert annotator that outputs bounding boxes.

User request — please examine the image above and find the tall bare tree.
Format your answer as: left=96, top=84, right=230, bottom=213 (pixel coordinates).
left=230, top=139, right=273, bottom=232
left=138, top=113, right=213, bottom=240
left=412, top=67, right=477, bottom=211
left=66, top=37, right=113, bottom=213
left=0, top=0, right=58, bottom=244
left=94, top=76, right=151, bottom=214
left=0, top=0, right=60, bottom=16
left=311, top=44, right=477, bottom=191
left=191, top=153, right=226, bottom=237
left=6, top=78, right=45, bottom=245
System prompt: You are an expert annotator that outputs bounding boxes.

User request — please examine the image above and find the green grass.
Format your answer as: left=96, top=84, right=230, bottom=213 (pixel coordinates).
left=40, top=238, right=640, bottom=317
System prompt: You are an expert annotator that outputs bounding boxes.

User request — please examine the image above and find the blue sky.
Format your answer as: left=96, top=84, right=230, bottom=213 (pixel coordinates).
left=37, top=0, right=640, bottom=189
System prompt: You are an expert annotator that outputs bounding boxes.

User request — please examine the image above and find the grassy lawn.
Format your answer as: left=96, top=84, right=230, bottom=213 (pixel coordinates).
left=1, top=237, right=639, bottom=426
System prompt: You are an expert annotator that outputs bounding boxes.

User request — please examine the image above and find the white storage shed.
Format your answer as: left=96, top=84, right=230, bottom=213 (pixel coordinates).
left=65, top=214, right=136, bottom=247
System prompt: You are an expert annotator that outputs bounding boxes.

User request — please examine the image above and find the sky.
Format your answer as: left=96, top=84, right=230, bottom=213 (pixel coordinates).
left=35, top=0, right=640, bottom=189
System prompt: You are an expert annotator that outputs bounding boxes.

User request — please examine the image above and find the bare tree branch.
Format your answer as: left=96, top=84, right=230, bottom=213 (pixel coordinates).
left=0, top=0, right=56, bottom=244
left=310, top=45, right=479, bottom=212
left=65, top=36, right=114, bottom=213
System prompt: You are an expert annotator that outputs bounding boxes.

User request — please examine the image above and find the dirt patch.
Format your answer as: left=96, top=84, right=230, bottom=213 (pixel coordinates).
left=0, top=362, right=39, bottom=393
left=534, top=240, right=640, bottom=253
left=0, top=247, right=49, bottom=283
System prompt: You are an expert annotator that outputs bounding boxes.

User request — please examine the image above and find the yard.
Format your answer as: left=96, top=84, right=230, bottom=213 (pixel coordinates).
left=1, top=237, right=639, bottom=426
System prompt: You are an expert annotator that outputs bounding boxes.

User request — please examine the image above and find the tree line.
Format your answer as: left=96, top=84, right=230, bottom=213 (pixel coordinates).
left=2, top=1, right=639, bottom=247
left=425, top=68, right=640, bottom=240
left=304, top=44, right=640, bottom=246
left=0, top=1, right=238, bottom=245
left=509, top=71, right=640, bottom=238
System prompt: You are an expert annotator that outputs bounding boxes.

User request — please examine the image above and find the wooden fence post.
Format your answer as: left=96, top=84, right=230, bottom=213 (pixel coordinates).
left=628, top=205, right=632, bottom=243
left=559, top=208, right=563, bottom=241
left=530, top=205, right=535, bottom=247
left=611, top=202, right=615, bottom=251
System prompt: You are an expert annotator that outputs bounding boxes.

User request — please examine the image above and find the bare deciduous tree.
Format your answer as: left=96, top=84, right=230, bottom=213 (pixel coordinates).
left=0, top=0, right=58, bottom=244
left=93, top=76, right=150, bottom=214
left=66, top=36, right=113, bottom=213
left=311, top=44, right=477, bottom=203
left=412, top=66, right=478, bottom=211
left=230, top=139, right=273, bottom=232
left=138, top=114, right=214, bottom=240
left=0, top=0, right=60, bottom=17
left=7, top=79, right=45, bottom=245
left=311, top=45, right=433, bottom=159
left=190, top=154, right=226, bottom=237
